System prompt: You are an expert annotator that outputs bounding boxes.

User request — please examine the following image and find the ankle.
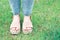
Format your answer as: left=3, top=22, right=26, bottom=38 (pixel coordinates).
left=13, top=15, right=20, bottom=19
left=13, top=15, right=20, bottom=22
left=24, top=16, right=31, bottom=22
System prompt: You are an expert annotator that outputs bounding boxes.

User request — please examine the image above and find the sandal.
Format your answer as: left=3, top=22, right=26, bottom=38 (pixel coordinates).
left=10, top=26, right=20, bottom=34
left=10, top=15, right=20, bottom=34
left=10, top=21, right=20, bottom=34
left=22, top=16, right=33, bottom=34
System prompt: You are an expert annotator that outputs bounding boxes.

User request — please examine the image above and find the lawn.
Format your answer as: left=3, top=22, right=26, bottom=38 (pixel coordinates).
left=0, top=0, right=60, bottom=40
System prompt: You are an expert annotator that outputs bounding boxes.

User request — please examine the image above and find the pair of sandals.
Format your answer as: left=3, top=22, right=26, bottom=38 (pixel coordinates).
left=10, top=19, right=33, bottom=34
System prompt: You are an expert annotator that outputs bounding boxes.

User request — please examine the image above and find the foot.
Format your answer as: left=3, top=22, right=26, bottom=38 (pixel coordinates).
left=10, top=15, right=20, bottom=34
left=22, top=16, right=33, bottom=34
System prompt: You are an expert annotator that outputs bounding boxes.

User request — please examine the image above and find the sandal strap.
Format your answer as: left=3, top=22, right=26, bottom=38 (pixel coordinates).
left=23, top=27, right=32, bottom=31
left=10, top=27, right=20, bottom=31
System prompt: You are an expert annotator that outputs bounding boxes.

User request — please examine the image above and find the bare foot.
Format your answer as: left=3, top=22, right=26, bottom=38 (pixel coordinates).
left=10, top=15, right=20, bottom=34
left=22, top=16, right=33, bottom=34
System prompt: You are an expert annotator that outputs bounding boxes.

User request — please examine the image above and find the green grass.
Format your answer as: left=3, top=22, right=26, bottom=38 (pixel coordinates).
left=0, top=0, right=60, bottom=40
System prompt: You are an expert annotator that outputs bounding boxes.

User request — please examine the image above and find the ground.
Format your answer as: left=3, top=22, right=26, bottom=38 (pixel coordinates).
left=0, top=0, right=60, bottom=40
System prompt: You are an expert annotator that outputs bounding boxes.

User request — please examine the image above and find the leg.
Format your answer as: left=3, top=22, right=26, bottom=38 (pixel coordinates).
left=9, top=0, right=20, bottom=15
left=22, top=0, right=34, bottom=34
left=22, top=0, right=34, bottom=16
left=9, top=0, right=21, bottom=34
